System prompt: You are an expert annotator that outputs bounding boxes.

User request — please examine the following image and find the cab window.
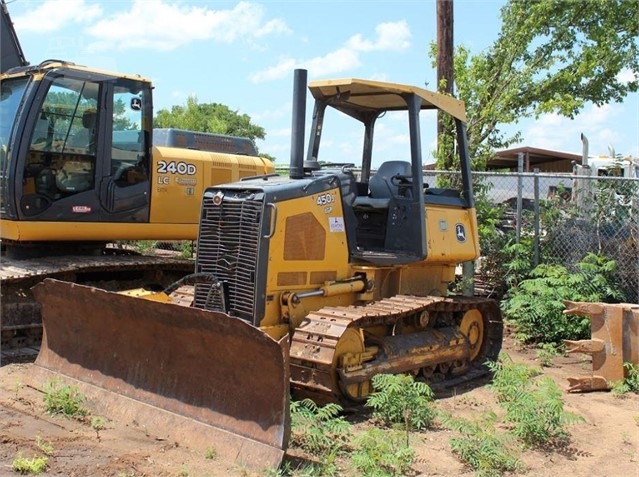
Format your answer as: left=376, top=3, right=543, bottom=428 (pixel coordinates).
left=24, top=77, right=98, bottom=203
left=111, top=79, right=149, bottom=186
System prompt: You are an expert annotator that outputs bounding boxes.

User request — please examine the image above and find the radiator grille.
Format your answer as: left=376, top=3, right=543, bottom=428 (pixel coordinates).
left=194, top=193, right=263, bottom=321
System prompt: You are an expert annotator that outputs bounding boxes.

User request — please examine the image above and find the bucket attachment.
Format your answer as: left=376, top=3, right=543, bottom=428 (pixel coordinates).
left=563, top=301, right=639, bottom=392
left=32, top=278, right=290, bottom=471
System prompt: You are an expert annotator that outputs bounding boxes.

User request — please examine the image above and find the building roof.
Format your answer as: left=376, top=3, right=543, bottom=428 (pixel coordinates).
left=488, top=146, right=582, bottom=171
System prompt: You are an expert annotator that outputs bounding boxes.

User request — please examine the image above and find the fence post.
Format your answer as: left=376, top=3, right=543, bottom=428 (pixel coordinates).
left=516, top=153, right=524, bottom=243
left=533, top=168, right=540, bottom=266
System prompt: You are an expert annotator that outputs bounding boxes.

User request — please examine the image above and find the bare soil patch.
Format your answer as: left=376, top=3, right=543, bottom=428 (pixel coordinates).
left=1, top=336, right=637, bottom=477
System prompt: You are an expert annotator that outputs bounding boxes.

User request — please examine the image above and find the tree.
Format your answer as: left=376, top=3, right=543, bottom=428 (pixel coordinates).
left=154, top=96, right=266, bottom=143
left=431, top=0, right=638, bottom=168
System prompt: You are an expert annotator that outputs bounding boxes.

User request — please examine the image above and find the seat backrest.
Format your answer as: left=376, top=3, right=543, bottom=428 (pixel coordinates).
left=369, top=161, right=411, bottom=198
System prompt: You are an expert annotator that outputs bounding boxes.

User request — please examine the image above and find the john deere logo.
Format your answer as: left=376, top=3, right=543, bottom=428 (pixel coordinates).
left=455, top=224, right=466, bottom=242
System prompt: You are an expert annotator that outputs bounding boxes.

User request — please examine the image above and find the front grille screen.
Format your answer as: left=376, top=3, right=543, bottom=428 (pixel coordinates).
left=194, top=193, right=263, bottom=321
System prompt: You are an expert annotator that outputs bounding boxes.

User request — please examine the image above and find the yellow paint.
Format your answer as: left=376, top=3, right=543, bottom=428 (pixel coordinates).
left=262, top=187, right=352, bottom=329
left=424, top=205, right=479, bottom=263
left=149, top=146, right=274, bottom=224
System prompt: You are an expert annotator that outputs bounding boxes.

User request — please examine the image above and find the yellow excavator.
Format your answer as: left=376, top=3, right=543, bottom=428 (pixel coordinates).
left=31, top=70, right=503, bottom=469
left=0, top=3, right=274, bottom=360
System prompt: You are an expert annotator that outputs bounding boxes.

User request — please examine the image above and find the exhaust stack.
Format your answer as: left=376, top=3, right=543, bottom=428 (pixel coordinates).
left=289, top=69, right=307, bottom=179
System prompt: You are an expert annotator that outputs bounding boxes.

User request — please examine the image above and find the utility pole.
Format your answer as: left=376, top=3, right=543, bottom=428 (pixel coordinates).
left=436, top=0, right=454, bottom=169
left=437, top=0, right=473, bottom=296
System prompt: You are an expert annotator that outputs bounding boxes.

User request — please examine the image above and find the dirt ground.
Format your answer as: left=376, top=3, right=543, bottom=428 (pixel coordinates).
left=1, top=336, right=637, bottom=477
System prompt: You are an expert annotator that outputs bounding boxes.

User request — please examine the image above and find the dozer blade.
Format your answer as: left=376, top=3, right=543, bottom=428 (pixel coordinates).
left=31, top=278, right=290, bottom=471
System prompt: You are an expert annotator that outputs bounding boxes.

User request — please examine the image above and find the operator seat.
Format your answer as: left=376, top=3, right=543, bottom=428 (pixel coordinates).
left=68, top=109, right=97, bottom=153
left=353, top=160, right=412, bottom=209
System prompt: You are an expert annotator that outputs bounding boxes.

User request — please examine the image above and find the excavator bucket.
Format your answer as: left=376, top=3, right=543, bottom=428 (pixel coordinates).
left=30, top=278, right=290, bottom=471
left=563, top=301, right=639, bottom=392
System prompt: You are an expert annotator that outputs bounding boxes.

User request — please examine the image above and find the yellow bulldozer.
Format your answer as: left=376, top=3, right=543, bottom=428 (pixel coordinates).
left=29, top=70, right=503, bottom=469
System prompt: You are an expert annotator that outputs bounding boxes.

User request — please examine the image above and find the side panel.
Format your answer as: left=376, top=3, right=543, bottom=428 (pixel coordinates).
left=149, top=146, right=273, bottom=224
left=424, top=205, right=479, bottom=263
left=0, top=219, right=197, bottom=241
left=262, top=186, right=352, bottom=328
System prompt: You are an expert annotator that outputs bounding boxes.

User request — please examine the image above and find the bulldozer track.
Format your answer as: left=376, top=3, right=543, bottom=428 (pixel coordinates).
left=289, top=295, right=503, bottom=402
left=1, top=253, right=194, bottom=365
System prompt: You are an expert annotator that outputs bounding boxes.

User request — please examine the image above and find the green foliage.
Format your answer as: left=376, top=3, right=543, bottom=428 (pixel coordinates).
left=441, top=412, right=523, bottom=477
left=12, top=454, right=48, bottom=474
left=488, top=354, right=542, bottom=403
left=611, top=362, right=639, bottom=395
left=43, top=379, right=87, bottom=419
left=90, top=416, right=108, bottom=440
left=34, top=436, right=53, bottom=457
left=204, top=446, right=217, bottom=460
left=290, top=399, right=351, bottom=458
left=178, top=240, right=194, bottom=259
left=366, top=373, right=435, bottom=432
left=351, top=428, right=416, bottom=477
left=131, top=240, right=159, bottom=255
left=501, top=253, right=624, bottom=344
left=535, top=343, right=560, bottom=367
left=154, top=96, right=265, bottom=143
left=489, top=354, right=583, bottom=447
left=429, top=0, right=638, bottom=165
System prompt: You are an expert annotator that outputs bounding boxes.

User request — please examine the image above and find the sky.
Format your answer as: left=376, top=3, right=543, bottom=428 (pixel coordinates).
left=5, top=0, right=638, bottom=167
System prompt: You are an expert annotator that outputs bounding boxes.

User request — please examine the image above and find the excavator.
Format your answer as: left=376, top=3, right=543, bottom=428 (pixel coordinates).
left=30, top=70, right=503, bottom=469
left=0, top=0, right=273, bottom=361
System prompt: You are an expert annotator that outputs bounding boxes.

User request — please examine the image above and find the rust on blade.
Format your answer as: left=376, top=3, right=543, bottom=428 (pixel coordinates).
left=33, top=278, right=290, bottom=470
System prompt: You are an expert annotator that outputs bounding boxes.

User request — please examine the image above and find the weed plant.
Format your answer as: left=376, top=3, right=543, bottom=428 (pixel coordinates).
left=611, top=362, right=639, bottom=395
left=489, top=354, right=583, bottom=447
left=441, top=412, right=523, bottom=477
left=43, top=379, right=87, bottom=419
left=351, top=428, right=416, bottom=477
left=289, top=398, right=350, bottom=474
left=366, top=373, right=435, bottom=433
left=35, top=436, right=53, bottom=456
left=535, top=343, right=560, bottom=367
left=12, top=454, right=48, bottom=474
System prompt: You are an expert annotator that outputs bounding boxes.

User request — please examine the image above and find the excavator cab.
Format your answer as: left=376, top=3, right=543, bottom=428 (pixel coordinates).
left=0, top=61, right=152, bottom=227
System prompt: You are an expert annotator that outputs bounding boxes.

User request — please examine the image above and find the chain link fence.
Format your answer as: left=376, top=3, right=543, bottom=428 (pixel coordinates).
left=425, top=170, right=639, bottom=303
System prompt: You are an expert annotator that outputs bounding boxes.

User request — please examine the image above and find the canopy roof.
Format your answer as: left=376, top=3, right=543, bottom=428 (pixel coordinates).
left=308, top=77, right=467, bottom=122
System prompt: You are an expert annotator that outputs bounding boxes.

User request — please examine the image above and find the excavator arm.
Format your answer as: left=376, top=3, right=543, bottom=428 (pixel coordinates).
left=1, top=0, right=28, bottom=73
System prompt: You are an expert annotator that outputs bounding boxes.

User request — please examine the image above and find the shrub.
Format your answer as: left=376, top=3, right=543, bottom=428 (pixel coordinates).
left=501, top=253, right=624, bottom=344
left=489, top=354, right=583, bottom=447
left=366, top=373, right=435, bottom=432
left=351, top=428, right=416, bottom=477
left=441, top=412, right=523, bottom=477
left=289, top=399, right=351, bottom=457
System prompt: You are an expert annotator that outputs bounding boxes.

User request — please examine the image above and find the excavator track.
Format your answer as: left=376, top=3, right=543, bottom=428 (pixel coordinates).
left=289, top=295, right=503, bottom=403
left=1, top=252, right=194, bottom=365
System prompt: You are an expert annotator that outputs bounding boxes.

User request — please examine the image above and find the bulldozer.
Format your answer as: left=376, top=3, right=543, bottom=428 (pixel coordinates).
left=30, top=70, right=503, bottom=469
left=1, top=0, right=272, bottom=364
